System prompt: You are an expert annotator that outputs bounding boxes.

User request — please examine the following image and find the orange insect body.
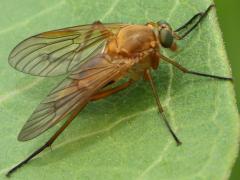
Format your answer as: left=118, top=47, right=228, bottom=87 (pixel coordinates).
left=7, top=5, right=232, bottom=177
left=105, top=23, right=163, bottom=80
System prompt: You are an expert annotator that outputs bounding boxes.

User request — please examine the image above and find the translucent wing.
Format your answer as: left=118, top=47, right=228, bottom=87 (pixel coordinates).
left=9, top=23, right=128, bottom=77
left=18, top=54, right=136, bottom=141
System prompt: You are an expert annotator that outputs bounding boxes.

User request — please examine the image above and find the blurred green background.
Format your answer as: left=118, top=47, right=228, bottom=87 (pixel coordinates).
left=214, top=1, right=240, bottom=179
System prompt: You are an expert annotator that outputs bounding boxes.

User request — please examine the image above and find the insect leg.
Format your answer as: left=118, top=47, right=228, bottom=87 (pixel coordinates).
left=90, top=80, right=133, bottom=101
left=145, top=70, right=182, bottom=146
left=93, top=20, right=115, bottom=37
left=160, top=54, right=233, bottom=81
left=6, top=104, right=85, bottom=177
left=174, top=4, right=215, bottom=39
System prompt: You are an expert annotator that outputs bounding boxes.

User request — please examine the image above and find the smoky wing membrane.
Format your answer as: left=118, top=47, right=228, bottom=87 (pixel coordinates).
left=9, top=23, right=127, bottom=77
left=18, top=78, right=79, bottom=140
left=17, top=54, right=131, bottom=141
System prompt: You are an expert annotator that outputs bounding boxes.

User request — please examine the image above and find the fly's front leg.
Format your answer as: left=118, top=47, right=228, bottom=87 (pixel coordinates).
left=90, top=80, right=133, bottom=101
left=173, top=4, right=215, bottom=39
left=160, top=54, right=233, bottom=81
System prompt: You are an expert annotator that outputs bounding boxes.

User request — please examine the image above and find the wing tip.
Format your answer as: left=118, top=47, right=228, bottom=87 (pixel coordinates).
left=17, top=123, right=43, bottom=141
left=17, top=132, right=32, bottom=141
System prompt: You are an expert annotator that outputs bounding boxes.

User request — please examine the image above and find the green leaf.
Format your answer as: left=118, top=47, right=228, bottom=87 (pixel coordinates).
left=0, top=0, right=239, bottom=179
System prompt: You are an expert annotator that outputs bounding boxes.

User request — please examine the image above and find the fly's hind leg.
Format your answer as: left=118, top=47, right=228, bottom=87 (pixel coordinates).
left=90, top=80, right=133, bottom=101
left=80, top=21, right=115, bottom=49
left=93, top=20, right=115, bottom=38
left=6, top=104, right=86, bottom=177
left=7, top=80, right=133, bottom=177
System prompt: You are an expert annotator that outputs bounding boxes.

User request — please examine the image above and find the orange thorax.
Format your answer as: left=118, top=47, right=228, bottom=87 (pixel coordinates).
left=106, top=25, right=157, bottom=57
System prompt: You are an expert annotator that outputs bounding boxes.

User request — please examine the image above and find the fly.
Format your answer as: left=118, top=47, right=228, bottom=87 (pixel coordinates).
left=6, top=4, right=232, bottom=177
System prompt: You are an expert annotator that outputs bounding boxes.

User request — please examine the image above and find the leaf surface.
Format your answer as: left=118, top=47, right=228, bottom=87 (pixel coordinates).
left=0, top=0, right=239, bottom=179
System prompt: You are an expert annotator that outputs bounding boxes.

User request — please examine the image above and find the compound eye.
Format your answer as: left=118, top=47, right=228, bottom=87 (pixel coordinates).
left=157, top=20, right=169, bottom=26
left=159, top=29, right=174, bottom=48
